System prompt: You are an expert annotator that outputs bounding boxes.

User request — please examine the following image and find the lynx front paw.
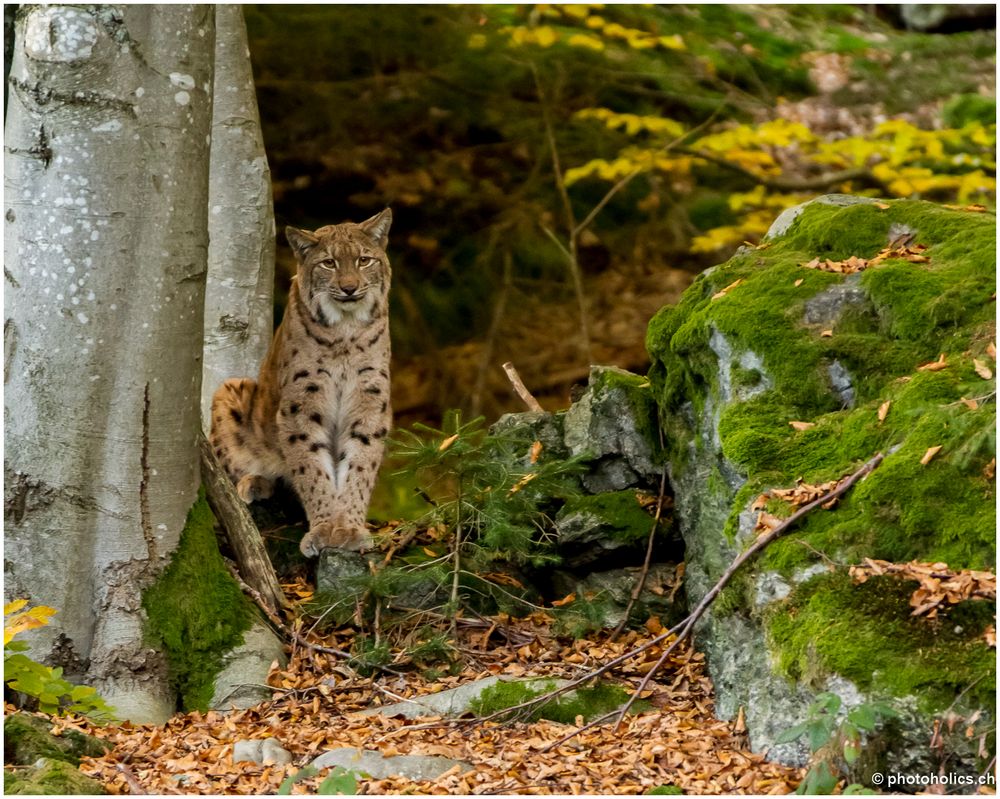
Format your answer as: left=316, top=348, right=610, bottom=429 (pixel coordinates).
left=236, top=475, right=275, bottom=503
left=300, top=521, right=374, bottom=557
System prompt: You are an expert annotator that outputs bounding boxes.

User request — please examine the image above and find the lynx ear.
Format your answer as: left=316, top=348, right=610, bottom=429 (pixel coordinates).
left=286, top=226, right=319, bottom=259
left=359, top=208, right=392, bottom=248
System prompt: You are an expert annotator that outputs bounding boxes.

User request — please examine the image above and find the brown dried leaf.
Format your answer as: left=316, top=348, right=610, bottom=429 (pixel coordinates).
left=711, top=278, right=744, bottom=301
left=788, top=421, right=815, bottom=431
left=820, top=329, right=833, bottom=338
left=438, top=434, right=459, bottom=451
left=874, top=202, right=890, bottom=210
left=987, top=341, right=996, bottom=360
left=793, top=278, right=804, bottom=287
left=983, top=458, right=996, bottom=480
left=973, top=358, right=993, bottom=380
left=961, top=397, right=979, bottom=410
left=917, top=353, right=949, bottom=372
left=877, top=401, right=891, bottom=423
left=920, top=445, right=942, bottom=465
left=529, top=440, right=543, bottom=464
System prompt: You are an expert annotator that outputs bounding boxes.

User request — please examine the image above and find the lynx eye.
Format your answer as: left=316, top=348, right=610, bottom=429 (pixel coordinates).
left=316, top=258, right=336, bottom=270
left=358, top=255, right=375, bottom=268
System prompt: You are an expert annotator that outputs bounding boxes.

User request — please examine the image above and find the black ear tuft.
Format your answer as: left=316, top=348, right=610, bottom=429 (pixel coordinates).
left=359, top=208, right=392, bottom=248
left=286, top=226, right=319, bottom=259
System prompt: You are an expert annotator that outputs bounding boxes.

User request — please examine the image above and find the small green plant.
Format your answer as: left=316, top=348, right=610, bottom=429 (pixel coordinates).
left=4, top=600, right=115, bottom=722
left=776, top=692, right=898, bottom=794
left=277, top=765, right=360, bottom=795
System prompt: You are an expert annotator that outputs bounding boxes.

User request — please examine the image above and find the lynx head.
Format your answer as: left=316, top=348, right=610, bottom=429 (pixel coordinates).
left=286, top=209, right=392, bottom=325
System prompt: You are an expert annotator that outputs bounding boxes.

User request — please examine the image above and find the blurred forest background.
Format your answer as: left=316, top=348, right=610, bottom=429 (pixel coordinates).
left=242, top=3, right=995, bottom=430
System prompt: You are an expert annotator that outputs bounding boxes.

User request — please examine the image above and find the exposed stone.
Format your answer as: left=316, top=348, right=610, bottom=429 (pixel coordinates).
left=490, top=410, right=570, bottom=461
left=232, top=737, right=292, bottom=765
left=551, top=562, right=686, bottom=628
left=315, top=548, right=369, bottom=596
left=309, top=748, right=469, bottom=780
left=211, top=619, right=287, bottom=711
left=764, top=193, right=879, bottom=240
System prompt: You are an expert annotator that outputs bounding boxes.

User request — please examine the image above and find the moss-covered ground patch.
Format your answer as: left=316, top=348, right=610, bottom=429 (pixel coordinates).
left=766, top=572, right=995, bottom=715
left=142, top=491, right=254, bottom=711
left=4, top=758, right=106, bottom=795
left=469, top=678, right=644, bottom=724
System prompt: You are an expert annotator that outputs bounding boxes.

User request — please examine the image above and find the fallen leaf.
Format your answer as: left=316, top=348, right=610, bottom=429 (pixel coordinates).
left=551, top=593, right=576, bottom=607
left=820, top=329, right=833, bottom=338
left=961, top=397, right=979, bottom=410
left=874, top=202, right=890, bottom=210
left=920, top=445, right=942, bottom=465
left=987, top=342, right=996, bottom=360
left=529, top=440, right=543, bottom=464
left=788, top=421, right=815, bottom=431
left=917, top=353, right=948, bottom=372
left=793, top=278, right=804, bottom=287
left=877, top=400, right=890, bottom=423
left=711, top=278, right=744, bottom=301
left=984, top=458, right=995, bottom=480
left=973, top=358, right=993, bottom=380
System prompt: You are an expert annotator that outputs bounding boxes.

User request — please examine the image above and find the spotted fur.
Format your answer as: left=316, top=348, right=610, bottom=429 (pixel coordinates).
left=209, top=210, right=393, bottom=556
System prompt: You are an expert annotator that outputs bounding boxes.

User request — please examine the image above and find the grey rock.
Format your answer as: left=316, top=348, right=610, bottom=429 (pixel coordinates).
left=765, top=194, right=879, bottom=240
left=581, top=457, right=641, bottom=494
left=898, top=3, right=994, bottom=32
left=826, top=360, right=855, bottom=408
left=232, top=737, right=292, bottom=765
left=490, top=410, right=569, bottom=461
left=211, top=619, right=287, bottom=711
left=360, top=676, right=572, bottom=720
left=564, top=365, right=660, bottom=484
left=803, top=274, right=869, bottom=327
left=359, top=676, right=503, bottom=719
left=310, top=748, right=469, bottom=781
left=315, top=548, right=369, bottom=595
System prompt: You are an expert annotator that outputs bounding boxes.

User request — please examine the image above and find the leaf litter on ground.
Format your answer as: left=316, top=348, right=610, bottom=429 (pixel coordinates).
left=38, top=583, right=803, bottom=795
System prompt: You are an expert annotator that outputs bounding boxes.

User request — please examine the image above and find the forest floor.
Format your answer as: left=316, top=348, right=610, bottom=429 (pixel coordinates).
left=56, top=577, right=802, bottom=795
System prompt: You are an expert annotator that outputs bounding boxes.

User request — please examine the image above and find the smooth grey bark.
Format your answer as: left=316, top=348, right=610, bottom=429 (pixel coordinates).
left=4, top=5, right=215, bottom=723
left=201, top=3, right=274, bottom=425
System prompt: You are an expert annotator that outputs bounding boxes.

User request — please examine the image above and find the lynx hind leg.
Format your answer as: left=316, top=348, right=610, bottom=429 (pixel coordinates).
left=209, top=378, right=277, bottom=502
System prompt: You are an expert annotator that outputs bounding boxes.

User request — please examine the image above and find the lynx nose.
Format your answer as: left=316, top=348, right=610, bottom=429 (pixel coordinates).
left=342, top=285, right=357, bottom=296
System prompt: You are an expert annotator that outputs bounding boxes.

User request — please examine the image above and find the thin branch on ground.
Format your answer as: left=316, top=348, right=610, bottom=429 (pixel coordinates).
left=496, top=451, right=886, bottom=751
left=116, top=763, right=152, bottom=795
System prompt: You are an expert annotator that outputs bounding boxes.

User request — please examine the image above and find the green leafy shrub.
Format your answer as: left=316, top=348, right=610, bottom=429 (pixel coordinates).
left=4, top=601, right=115, bottom=722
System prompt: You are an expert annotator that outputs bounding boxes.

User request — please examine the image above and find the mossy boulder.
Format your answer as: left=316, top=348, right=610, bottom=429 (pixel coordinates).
left=4, top=713, right=110, bottom=767
left=4, top=758, right=106, bottom=795
left=646, top=197, right=995, bottom=774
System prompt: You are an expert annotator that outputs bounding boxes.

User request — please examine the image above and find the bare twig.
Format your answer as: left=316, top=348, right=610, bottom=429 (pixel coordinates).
left=502, top=361, right=544, bottom=412
left=116, top=763, right=153, bottom=795
left=223, top=560, right=406, bottom=678
left=610, top=467, right=669, bottom=641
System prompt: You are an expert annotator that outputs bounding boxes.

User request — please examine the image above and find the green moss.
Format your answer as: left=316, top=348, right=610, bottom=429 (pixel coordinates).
left=647, top=198, right=996, bottom=715
left=469, top=678, right=641, bottom=724
left=589, top=367, right=665, bottom=462
left=142, top=490, right=254, bottom=711
left=557, top=490, right=655, bottom=546
left=766, top=572, right=995, bottom=713
left=943, top=95, right=997, bottom=128
left=647, top=786, right=684, bottom=795
left=3, top=714, right=108, bottom=767
left=4, top=759, right=106, bottom=795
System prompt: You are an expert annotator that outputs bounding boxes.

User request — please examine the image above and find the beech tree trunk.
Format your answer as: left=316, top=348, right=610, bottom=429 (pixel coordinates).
left=4, top=5, right=215, bottom=722
left=201, top=4, right=274, bottom=425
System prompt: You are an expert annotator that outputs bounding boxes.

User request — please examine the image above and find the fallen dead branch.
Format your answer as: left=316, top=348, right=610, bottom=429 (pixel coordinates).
left=487, top=451, right=885, bottom=751
left=502, top=360, right=544, bottom=412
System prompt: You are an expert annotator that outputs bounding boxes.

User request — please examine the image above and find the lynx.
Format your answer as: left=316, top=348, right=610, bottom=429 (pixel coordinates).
left=209, top=210, right=393, bottom=556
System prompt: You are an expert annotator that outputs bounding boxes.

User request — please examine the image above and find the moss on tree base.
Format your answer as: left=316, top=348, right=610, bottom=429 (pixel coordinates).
left=142, top=490, right=255, bottom=711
